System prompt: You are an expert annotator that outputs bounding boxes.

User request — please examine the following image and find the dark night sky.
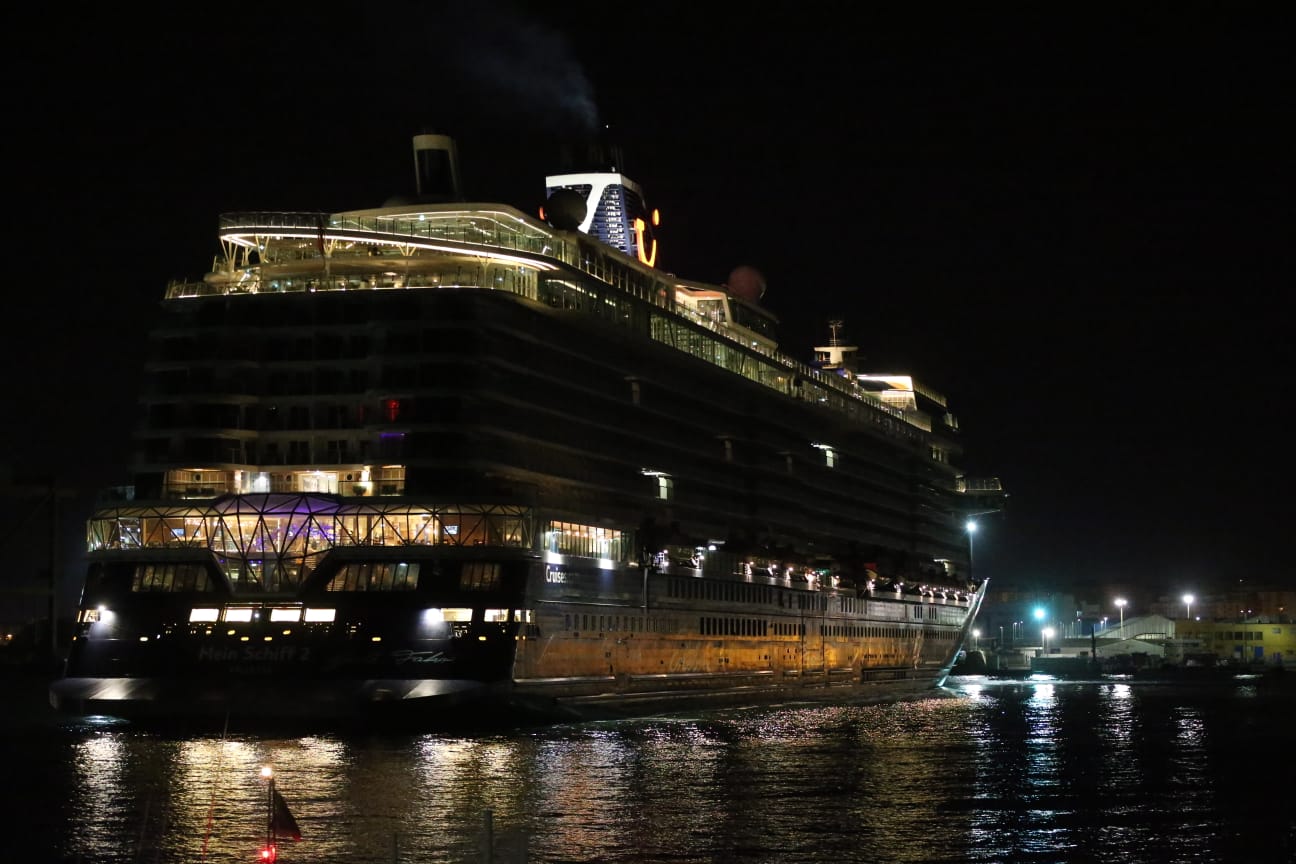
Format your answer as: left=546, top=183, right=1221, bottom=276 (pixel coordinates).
left=4, top=4, right=1292, bottom=605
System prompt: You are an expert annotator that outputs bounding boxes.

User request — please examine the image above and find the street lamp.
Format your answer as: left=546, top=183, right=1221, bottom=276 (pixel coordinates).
left=1115, top=597, right=1127, bottom=638
left=1183, top=593, right=1195, bottom=620
left=965, top=520, right=977, bottom=584
left=1042, top=626, right=1055, bottom=655
left=972, top=628, right=981, bottom=650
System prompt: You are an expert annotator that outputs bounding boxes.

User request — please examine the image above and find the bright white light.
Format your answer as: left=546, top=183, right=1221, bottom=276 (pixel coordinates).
left=1042, top=627, right=1055, bottom=639
left=423, top=608, right=445, bottom=624
left=270, top=608, right=302, bottom=622
left=966, top=520, right=978, bottom=533
left=972, top=629, right=981, bottom=638
left=223, top=608, right=254, bottom=622
left=304, top=608, right=336, bottom=623
left=189, top=608, right=220, bottom=623
left=1182, top=593, right=1195, bottom=604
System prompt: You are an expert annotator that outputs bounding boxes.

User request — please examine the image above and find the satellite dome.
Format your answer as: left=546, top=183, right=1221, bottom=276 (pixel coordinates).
left=725, top=265, right=767, bottom=303
left=545, top=188, right=587, bottom=231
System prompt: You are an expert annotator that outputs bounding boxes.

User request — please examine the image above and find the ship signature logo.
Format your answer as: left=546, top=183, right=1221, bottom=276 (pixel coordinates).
left=632, top=208, right=661, bottom=267
left=391, top=649, right=452, bottom=665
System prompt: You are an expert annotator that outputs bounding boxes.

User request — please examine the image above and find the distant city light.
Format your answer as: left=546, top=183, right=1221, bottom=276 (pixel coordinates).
left=1033, top=607, right=1046, bottom=621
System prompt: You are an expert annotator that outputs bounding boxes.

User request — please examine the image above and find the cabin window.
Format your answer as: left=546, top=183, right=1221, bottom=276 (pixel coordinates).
left=326, top=562, right=420, bottom=591
left=131, top=563, right=212, bottom=592
left=460, top=562, right=501, bottom=591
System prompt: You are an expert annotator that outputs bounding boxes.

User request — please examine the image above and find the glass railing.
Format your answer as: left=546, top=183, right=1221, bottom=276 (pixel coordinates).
left=219, top=209, right=567, bottom=263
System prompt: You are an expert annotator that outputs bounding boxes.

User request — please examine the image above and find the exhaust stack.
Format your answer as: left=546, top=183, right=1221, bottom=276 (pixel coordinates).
left=412, top=134, right=462, bottom=202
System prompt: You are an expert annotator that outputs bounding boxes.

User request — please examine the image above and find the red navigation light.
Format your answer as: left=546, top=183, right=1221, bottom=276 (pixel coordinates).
left=259, top=844, right=278, bottom=862
left=385, top=399, right=401, bottom=422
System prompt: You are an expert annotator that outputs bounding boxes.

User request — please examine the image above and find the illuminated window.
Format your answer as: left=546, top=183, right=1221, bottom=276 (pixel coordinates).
left=544, top=521, right=624, bottom=559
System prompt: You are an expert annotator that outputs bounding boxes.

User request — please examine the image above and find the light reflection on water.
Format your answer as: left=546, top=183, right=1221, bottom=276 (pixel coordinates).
left=12, top=678, right=1296, bottom=863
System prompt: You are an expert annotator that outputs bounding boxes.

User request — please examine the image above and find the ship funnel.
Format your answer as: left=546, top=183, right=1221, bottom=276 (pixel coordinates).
left=412, top=134, right=462, bottom=202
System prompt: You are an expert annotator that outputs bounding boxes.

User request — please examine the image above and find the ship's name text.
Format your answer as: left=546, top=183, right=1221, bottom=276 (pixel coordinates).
left=197, top=645, right=310, bottom=663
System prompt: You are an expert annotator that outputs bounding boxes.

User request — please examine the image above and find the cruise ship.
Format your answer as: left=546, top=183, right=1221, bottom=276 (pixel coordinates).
left=50, top=134, right=1006, bottom=725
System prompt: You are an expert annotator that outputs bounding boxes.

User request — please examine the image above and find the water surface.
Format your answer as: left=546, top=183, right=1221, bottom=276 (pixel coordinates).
left=5, top=674, right=1293, bottom=863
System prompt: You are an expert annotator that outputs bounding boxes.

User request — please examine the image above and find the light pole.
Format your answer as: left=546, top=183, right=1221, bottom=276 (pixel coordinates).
left=1183, top=593, right=1195, bottom=620
left=1042, top=626, right=1055, bottom=655
left=1115, top=597, right=1126, bottom=638
left=965, top=520, right=977, bottom=584
left=972, top=628, right=981, bottom=650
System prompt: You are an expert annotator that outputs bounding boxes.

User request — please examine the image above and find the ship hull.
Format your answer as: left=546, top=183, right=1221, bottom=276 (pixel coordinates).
left=52, top=548, right=985, bottom=728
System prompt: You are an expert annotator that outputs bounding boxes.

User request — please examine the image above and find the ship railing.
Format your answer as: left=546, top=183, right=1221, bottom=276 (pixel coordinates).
left=218, top=210, right=567, bottom=264
left=213, top=211, right=681, bottom=313
left=958, top=477, right=1005, bottom=493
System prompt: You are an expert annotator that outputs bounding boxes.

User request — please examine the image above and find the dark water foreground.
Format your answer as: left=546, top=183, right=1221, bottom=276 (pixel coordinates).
left=2, top=673, right=1293, bottom=863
